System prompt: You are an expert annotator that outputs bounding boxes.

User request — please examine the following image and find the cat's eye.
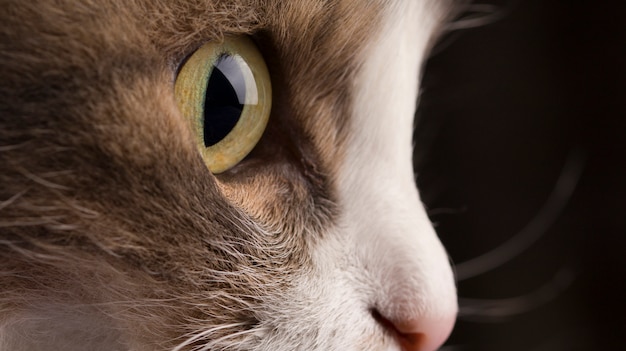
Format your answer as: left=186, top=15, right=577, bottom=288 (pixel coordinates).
left=174, top=36, right=271, bottom=174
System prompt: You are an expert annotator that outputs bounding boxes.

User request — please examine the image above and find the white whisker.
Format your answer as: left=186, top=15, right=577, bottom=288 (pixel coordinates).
left=455, top=148, right=586, bottom=280
left=172, top=322, right=250, bottom=351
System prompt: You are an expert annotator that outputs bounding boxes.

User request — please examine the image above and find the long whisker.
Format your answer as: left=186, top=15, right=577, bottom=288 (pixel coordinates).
left=195, top=327, right=261, bottom=351
left=458, top=266, right=576, bottom=322
left=171, top=322, right=250, bottom=351
left=454, top=148, right=586, bottom=281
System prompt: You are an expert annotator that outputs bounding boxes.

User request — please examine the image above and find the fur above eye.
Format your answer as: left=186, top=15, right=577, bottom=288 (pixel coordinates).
left=174, top=36, right=272, bottom=174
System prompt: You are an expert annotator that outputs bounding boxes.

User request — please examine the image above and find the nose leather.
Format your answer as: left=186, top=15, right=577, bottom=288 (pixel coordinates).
left=374, top=310, right=456, bottom=351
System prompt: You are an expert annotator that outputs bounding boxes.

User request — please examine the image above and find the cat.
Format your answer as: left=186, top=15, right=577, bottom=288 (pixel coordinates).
left=0, top=0, right=458, bottom=350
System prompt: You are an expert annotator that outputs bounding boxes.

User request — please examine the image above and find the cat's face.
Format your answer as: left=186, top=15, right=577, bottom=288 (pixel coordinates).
left=0, top=1, right=457, bottom=350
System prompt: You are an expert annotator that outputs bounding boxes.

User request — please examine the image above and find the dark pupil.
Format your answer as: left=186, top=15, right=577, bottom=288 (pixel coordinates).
left=203, top=55, right=245, bottom=147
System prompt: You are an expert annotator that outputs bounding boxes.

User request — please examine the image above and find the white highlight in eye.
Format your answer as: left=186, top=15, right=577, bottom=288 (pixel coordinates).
left=214, top=55, right=259, bottom=105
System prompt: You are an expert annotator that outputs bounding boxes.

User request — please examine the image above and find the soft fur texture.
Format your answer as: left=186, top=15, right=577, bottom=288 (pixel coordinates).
left=0, top=0, right=457, bottom=350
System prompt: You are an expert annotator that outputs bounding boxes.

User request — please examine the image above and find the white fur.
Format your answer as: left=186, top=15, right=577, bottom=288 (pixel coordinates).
left=283, top=0, right=458, bottom=350
left=342, top=0, right=457, bottom=322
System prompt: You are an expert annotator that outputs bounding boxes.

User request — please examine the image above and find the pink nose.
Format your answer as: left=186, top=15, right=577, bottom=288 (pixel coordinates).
left=374, top=310, right=456, bottom=351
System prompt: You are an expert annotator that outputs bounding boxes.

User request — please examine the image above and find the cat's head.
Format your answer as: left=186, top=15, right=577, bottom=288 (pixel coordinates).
left=0, top=0, right=457, bottom=350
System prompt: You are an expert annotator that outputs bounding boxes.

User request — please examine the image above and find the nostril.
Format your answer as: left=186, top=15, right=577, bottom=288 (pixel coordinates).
left=372, top=309, right=425, bottom=351
left=371, top=308, right=455, bottom=351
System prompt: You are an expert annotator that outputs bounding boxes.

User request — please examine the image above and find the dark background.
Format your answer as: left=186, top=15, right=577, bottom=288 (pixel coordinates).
left=414, top=1, right=626, bottom=350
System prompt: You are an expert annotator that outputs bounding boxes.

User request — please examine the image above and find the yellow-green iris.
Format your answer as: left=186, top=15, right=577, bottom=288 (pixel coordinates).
left=175, top=36, right=271, bottom=174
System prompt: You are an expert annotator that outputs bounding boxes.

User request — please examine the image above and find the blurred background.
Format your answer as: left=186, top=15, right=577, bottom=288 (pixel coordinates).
left=413, top=0, right=626, bottom=350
